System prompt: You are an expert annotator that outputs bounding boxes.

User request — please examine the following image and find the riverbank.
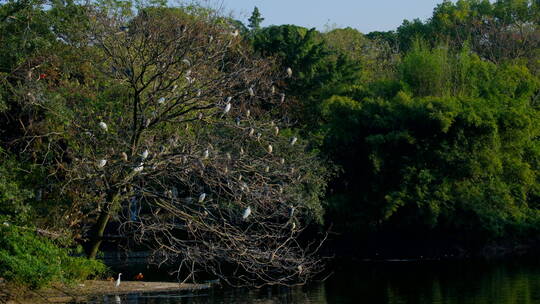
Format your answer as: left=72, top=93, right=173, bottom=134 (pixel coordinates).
left=1, top=280, right=211, bottom=304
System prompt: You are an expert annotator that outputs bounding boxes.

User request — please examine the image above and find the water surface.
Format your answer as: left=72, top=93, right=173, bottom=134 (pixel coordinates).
left=90, top=259, right=540, bottom=303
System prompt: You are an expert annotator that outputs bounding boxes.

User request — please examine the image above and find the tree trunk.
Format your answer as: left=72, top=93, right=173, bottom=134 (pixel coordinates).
left=87, top=191, right=121, bottom=259
left=87, top=207, right=111, bottom=259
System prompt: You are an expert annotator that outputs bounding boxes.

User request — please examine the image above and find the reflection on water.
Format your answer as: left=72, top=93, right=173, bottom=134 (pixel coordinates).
left=89, top=259, right=540, bottom=304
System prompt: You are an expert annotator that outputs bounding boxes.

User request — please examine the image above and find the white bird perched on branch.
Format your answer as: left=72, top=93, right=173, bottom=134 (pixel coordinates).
left=274, top=126, right=279, bottom=136
left=242, top=206, right=251, bottom=219
left=280, top=158, right=285, bottom=164
left=97, top=159, right=107, bottom=168
left=246, top=109, right=251, bottom=118
left=286, top=67, right=293, bottom=78
left=203, top=149, right=209, bottom=159
left=134, top=163, right=144, bottom=172
left=198, top=193, right=206, bottom=203
left=248, top=87, right=254, bottom=97
left=290, top=137, right=298, bottom=146
left=141, top=149, right=149, bottom=160
left=267, top=145, right=273, bottom=153
left=265, top=166, right=270, bottom=173
left=223, top=103, right=231, bottom=115
left=121, top=152, right=128, bottom=162
left=248, top=128, right=255, bottom=137
left=98, top=122, right=108, bottom=132
left=115, top=273, right=122, bottom=288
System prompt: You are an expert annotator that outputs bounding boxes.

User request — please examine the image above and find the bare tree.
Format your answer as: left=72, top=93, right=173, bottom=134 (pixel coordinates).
left=16, top=5, right=328, bottom=286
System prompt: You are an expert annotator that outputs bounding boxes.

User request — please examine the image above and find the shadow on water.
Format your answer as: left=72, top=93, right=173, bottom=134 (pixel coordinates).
left=86, top=259, right=540, bottom=304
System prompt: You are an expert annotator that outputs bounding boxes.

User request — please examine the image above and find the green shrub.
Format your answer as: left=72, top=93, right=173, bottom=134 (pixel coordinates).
left=0, top=224, right=106, bottom=289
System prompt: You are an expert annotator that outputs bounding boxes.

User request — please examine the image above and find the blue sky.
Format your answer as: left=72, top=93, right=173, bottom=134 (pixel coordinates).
left=217, top=0, right=444, bottom=33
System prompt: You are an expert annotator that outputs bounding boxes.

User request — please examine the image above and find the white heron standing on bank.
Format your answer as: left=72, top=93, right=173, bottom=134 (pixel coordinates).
left=115, top=273, right=122, bottom=288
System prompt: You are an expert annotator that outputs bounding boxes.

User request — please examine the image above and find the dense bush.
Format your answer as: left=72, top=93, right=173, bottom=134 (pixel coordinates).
left=0, top=224, right=106, bottom=289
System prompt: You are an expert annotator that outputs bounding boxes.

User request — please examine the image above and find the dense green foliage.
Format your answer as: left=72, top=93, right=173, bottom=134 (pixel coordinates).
left=247, top=0, right=540, bottom=247
left=0, top=224, right=105, bottom=289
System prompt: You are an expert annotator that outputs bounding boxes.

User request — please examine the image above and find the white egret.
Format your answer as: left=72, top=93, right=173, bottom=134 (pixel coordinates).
left=267, top=145, right=273, bottom=153
left=115, top=273, right=122, bottom=288
left=280, top=158, right=285, bottom=164
left=223, top=103, right=231, bottom=115
left=265, top=166, right=270, bottom=173
left=203, top=149, right=209, bottom=159
left=198, top=193, right=206, bottom=203
left=121, top=152, right=128, bottom=162
left=242, top=206, right=252, bottom=219
left=141, top=149, right=149, bottom=160
left=134, top=162, right=144, bottom=172
left=290, top=137, right=298, bottom=146
left=248, top=128, right=255, bottom=137
left=246, top=109, right=251, bottom=118
left=274, top=126, right=279, bottom=136
left=292, top=222, right=296, bottom=230
left=226, top=96, right=232, bottom=103
left=98, top=122, right=108, bottom=132
left=248, top=87, right=254, bottom=97
left=97, top=159, right=107, bottom=168
left=286, top=67, right=293, bottom=78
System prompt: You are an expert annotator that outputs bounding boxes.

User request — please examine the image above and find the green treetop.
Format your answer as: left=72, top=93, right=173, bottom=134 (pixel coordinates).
left=248, top=6, right=264, bottom=30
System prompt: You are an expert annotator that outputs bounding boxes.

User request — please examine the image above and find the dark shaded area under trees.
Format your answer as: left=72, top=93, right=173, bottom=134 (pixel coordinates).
left=2, top=0, right=540, bottom=291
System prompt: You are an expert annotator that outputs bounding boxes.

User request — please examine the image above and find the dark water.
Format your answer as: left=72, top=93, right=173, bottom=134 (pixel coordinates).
left=89, top=259, right=540, bottom=304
